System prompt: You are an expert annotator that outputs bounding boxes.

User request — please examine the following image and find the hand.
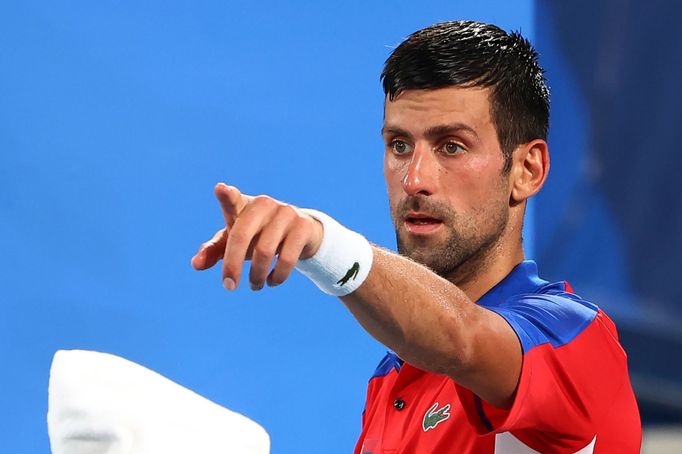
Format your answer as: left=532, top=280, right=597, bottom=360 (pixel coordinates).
left=191, top=183, right=324, bottom=291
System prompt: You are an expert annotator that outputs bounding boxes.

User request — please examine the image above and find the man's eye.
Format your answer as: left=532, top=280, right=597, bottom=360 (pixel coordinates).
left=441, top=142, right=465, bottom=155
left=391, top=140, right=412, bottom=155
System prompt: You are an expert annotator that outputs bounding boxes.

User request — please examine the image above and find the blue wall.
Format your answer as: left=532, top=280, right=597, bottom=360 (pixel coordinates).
left=0, top=2, right=534, bottom=452
left=534, top=0, right=682, bottom=422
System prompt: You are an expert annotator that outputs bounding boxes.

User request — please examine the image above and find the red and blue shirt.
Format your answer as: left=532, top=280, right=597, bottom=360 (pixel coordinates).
left=355, top=261, right=641, bottom=453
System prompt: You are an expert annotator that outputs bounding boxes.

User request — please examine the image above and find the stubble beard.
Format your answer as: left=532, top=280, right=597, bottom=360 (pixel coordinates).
left=393, top=195, right=509, bottom=286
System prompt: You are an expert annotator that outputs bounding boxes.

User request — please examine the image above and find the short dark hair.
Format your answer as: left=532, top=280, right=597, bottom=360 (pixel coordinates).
left=381, top=21, right=550, bottom=172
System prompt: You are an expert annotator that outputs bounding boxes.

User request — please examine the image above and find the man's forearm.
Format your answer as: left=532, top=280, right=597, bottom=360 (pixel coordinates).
left=340, top=247, right=479, bottom=375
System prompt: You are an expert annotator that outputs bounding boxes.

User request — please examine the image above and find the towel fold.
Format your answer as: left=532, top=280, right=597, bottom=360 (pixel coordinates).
left=48, top=349, right=270, bottom=454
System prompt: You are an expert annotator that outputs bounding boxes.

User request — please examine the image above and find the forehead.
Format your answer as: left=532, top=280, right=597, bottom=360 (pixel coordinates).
left=383, top=86, right=494, bottom=135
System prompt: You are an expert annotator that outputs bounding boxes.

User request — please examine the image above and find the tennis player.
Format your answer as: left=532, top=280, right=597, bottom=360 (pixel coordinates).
left=192, top=20, right=641, bottom=453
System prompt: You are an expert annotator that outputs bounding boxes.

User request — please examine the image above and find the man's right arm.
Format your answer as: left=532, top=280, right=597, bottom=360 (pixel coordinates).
left=192, top=183, right=522, bottom=408
left=340, top=246, right=522, bottom=409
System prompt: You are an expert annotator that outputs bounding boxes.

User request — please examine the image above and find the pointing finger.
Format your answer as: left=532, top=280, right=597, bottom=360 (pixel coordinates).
left=215, top=183, right=250, bottom=228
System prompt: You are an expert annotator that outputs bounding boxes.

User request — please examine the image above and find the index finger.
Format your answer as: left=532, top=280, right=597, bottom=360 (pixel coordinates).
left=214, top=183, right=251, bottom=228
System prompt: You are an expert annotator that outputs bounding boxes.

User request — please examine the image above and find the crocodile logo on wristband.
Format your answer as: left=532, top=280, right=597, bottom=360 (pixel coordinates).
left=336, top=262, right=360, bottom=286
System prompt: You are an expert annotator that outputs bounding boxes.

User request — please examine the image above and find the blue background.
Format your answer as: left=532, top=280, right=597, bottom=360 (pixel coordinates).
left=0, top=1, right=535, bottom=452
left=6, top=1, right=682, bottom=451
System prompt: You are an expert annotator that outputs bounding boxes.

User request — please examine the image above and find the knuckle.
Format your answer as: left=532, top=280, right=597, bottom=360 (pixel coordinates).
left=293, top=216, right=312, bottom=232
left=278, top=204, right=298, bottom=220
left=253, top=244, right=274, bottom=260
left=253, top=195, right=276, bottom=208
left=229, top=230, right=247, bottom=244
left=277, top=254, right=296, bottom=269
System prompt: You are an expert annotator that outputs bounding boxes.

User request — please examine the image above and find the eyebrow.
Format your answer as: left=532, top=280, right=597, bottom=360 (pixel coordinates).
left=381, top=123, right=480, bottom=141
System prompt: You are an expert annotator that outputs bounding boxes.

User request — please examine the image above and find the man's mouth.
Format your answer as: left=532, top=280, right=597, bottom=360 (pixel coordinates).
left=404, top=212, right=443, bottom=235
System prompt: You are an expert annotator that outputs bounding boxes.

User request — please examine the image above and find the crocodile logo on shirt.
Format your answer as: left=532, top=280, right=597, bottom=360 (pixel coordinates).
left=336, top=262, right=360, bottom=286
left=422, top=402, right=451, bottom=432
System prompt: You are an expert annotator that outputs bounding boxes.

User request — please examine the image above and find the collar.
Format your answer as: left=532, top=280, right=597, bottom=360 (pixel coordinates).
left=476, top=260, right=548, bottom=308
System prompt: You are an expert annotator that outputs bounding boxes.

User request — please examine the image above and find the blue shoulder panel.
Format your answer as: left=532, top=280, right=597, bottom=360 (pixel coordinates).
left=369, top=261, right=600, bottom=373
left=486, top=289, right=598, bottom=353
left=369, top=351, right=403, bottom=380
left=476, top=261, right=599, bottom=353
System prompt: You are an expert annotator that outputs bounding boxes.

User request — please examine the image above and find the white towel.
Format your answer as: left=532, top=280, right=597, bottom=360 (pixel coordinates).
left=47, top=349, right=270, bottom=454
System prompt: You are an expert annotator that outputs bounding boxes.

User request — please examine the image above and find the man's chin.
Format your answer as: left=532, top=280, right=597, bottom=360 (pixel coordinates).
left=397, top=238, right=442, bottom=264
left=396, top=231, right=467, bottom=277
left=397, top=229, right=445, bottom=250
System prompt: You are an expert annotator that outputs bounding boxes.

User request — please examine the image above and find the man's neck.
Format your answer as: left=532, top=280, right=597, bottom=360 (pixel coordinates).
left=448, top=237, right=525, bottom=303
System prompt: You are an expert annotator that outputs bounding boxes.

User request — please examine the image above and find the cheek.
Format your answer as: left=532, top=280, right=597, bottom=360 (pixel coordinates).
left=443, top=154, right=506, bottom=205
left=383, top=155, right=405, bottom=186
left=383, top=153, right=408, bottom=176
left=384, top=157, right=405, bottom=211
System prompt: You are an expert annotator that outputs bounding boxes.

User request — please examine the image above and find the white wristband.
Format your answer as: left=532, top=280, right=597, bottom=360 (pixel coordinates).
left=295, top=209, right=373, bottom=296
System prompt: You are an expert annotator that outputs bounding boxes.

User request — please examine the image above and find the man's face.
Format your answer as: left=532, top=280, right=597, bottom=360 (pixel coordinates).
left=382, top=86, right=511, bottom=279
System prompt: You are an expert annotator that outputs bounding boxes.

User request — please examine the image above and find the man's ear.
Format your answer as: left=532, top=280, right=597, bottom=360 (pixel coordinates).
left=510, top=139, right=550, bottom=204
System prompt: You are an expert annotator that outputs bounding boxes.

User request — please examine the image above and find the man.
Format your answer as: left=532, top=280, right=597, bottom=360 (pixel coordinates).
left=191, top=21, right=641, bottom=453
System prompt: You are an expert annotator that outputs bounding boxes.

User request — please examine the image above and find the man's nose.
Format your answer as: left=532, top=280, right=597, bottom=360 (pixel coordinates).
left=402, top=145, right=438, bottom=196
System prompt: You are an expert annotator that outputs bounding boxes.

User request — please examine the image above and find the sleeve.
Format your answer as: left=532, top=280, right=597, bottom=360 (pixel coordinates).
left=454, top=294, right=629, bottom=451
